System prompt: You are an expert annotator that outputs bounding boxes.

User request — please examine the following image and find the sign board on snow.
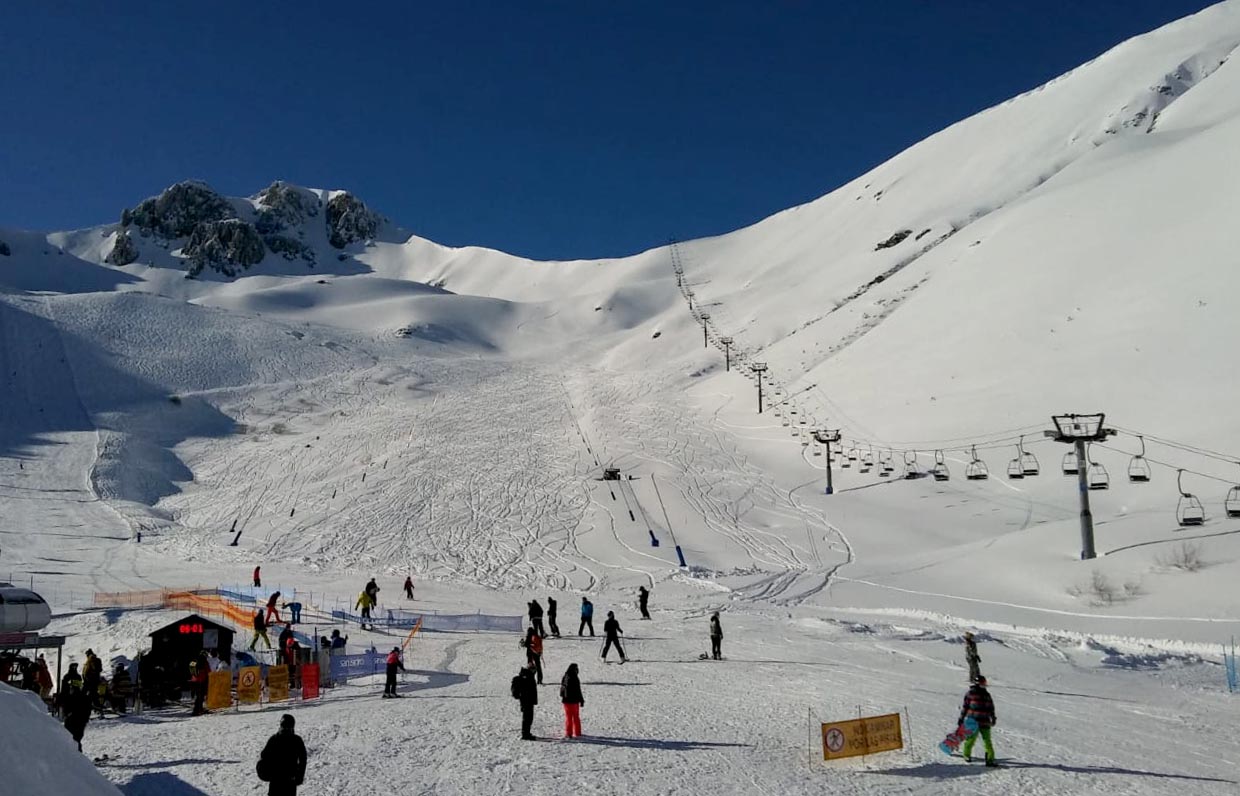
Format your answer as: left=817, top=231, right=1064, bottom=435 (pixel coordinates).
left=205, top=671, right=232, bottom=711
left=821, top=713, right=903, bottom=761
left=237, top=666, right=263, bottom=704
left=301, top=664, right=320, bottom=700
left=267, top=664, right=290, bottom=702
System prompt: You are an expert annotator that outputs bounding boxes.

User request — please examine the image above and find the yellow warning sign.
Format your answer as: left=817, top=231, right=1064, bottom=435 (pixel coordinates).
left=267, top=665, right=289, bottom=702
left=237, top=665, right=262, bottom=704
left=205, top=670, right=232, bottom=711
left=821, top=713, right=903, bottom=760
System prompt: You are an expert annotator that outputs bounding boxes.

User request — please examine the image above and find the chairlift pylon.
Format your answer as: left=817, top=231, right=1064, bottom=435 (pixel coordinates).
left=932, top=449, right=950, bottom=481
left=1128, top=436, right=1151, bottom=483
left=965, top=445, right=989, bottom=481
left=1176, top=469, right=1206, bottom=527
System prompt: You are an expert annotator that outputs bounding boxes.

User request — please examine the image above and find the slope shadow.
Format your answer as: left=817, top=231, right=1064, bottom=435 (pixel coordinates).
left=582, top=681, right=653, bottom=687
left=871, top=760, right=1235, bottom=784
left=110, top=757, right=240, bottom=770
left=573, top=735, right=750, bottom=752
left=868, top=761, right=986, bottom=780
left=120, top=771, right=212, bottom=795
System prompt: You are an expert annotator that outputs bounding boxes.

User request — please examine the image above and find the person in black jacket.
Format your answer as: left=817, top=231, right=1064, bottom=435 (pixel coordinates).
left=515, top=663, right=539, bottom=740
left=601, top=611, right=627, bottom=663
left=528, top=600, right=546, bottom=638
left=258, top=714, right=308, bottom=795
left=709, top=612, right=723, bottom=660
left=560, top=663, right=584, bottom=738
left=546, top=597, right=561, bottom=638
left=638, top=586, right=651, bottom=619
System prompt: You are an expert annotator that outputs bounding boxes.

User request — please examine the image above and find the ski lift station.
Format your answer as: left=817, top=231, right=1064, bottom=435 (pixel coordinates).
left=0, top=584, right=52, bottom=634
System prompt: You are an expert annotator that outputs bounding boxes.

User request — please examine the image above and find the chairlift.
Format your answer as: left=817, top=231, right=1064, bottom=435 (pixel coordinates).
left=862, top=446, right=876, bottom=472
left=931, top=450, right=950, bottom=481
left=903, top=450, right=920, bottom=480
left=841, top=446, right=852, bottom=469
left=1086, top=443, right=1109, bottom=490
left=1018, top=435, right=1040, bottom=476
left=1006, top=458, right=1025, bottom=480
left=1226, top=462, right=1240, bottom=518
left=1127, top=436, right=1151, bottom=483
left=1176, top=469, right=1205, bottom=527
left=1061, top=451, right=1079, bottom=476
left=880, top=450, right=894, bottom=477
left=965, top=445, right=989, bottom=481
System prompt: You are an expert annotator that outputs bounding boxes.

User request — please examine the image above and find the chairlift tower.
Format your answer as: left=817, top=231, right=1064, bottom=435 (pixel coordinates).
left=1046, top=413, right=1116, bottom=561
left=813, top=429, right=841, bottom=494
left=751, top=362, right=768, bottom=414
left=699, top=313, right=711, bottom=348
left=720, top=337, right=733, bottom=371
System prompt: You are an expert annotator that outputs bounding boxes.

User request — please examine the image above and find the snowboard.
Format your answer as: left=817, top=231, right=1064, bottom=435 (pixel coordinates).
left=938, top=716, right=979, bottom=755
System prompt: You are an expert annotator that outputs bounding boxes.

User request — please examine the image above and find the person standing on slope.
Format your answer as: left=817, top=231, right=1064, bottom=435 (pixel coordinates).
left=258, top=713, right=308, bottom=795
left=958, top=675, right=998, bottom=766
left=253, top=565, right=262, bottom=588
left=601, top=611, right=627, bottom=663
left=964, top=631, right=982, bottom=683
left=251, top=609, right=273, bottom=650
left=512, top=662, right=539, bottom=740
left=638, top=586, right=651, bottom=620
left=364, top=578, right=380, bottom=608
left=403, top=576, right=414, bottom=600
left=522, top=627, right=544, bottom=684
left=579, top=597, right=595, bottom=637
left=383, top=647, right=405, bottom=698
left=709, top=612, right=723, bottom=660
left=560, top=663, right=584, bottom=739
left=546, top=597, right=561, bottom=638
left=528, top=600, right=546, bottom=639
left=355, top=590, right=375, bottom=630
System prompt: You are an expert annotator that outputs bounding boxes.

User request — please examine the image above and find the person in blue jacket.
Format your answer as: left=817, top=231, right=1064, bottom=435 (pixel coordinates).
left=578, top=597, right=594, bottom=636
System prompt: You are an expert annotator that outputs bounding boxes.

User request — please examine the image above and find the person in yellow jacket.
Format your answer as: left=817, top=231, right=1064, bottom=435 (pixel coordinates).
left=355, top=590, right=375, bottom=630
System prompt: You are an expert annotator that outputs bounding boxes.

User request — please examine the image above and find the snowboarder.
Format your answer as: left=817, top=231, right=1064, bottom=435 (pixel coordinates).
left=383, top=647, right=405, bottom=697
left=958, top=675, right=998, bottom=766
left=512, top=662, right=539, bottom=740
left=528, top=600, right=546, bottom=638
left=266, top=591, right=283, bottom=625
left=709, top=612, right=723, bottom=660
left=403, top=576, right=414, bottom=600
left=964, top=631, right=982, bottom=683
left=355, top=590, right=375, bottom=630
left=251, top=609, right=273, bottom=650
left=601, top=611, right=627, bottom=663
left=579, top=597, right=595, bottom=636
left=638, top=586, right=651, bottom=620
left=283, top=600, right=303, bottom=625
left=546, top=597, right=561, bottom=638
left=257, top=713, right=308, bottom=795
left=253, top=565, right=262, bottom=588
left=522, top=627, right=545, bottom=684
left=560, top=663, right=584, bottom=739
left=364, top=578, right=380, bottom=607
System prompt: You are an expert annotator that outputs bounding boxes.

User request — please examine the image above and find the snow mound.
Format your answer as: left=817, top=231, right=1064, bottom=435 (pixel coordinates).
left=0, top=685, right=122, bottom=796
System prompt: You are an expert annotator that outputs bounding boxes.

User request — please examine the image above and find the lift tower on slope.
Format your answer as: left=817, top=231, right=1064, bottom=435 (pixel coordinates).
left=699, top=313, right=711, bottom=348
left=719, top=337, right=733, bottom=371
left=813, top=428, right=842, bottom=495
left=1046, top=413, right=1116, bottom=560
left=751, top=362, right=768, bottom=414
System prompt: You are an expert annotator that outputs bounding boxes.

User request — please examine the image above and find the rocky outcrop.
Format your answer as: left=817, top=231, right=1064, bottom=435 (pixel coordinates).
left=182, top=219, right=266, bottom=277
left=104, top=229, right=139, bottom=266
left=263, top=233, right=315, bottom=263
left=121, top=181, right=236, bottom=239
left=254, top=181, right=321, bottom=234
left=326, top=192, right=380, bottom=249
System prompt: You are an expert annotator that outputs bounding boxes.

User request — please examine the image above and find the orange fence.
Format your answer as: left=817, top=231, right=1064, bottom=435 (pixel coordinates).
left=93, top=588, right=177, bottom=609
left=93, top=588, right=255, bottom=631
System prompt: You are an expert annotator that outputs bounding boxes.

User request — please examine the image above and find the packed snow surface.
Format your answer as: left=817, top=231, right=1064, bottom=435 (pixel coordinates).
left=3, top=3, right=1240, bottom=795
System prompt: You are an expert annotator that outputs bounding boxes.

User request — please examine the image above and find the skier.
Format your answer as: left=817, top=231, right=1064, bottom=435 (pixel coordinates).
left=251, top=609, right=273, bottom=650
left=601, top=611, right=627, bottom=663
left=266, top=591, right=283, bottom=625
left=546, top=597, right=561, bottom=638
left=709, top=612, right=723, bottom=660
left=958, top=675, right=998, bottom=766
left=560, top=663, right=584, bottom=739
left=364, top=578, right=380, bottom=607
left=355, top=590, right=375, bottom=630
left=964, top=631, right=982, bottom=683
left=522, top=627, right=545, bottom=684
left=638, top=586, right=651, bottom=620
left=253, top=565, right=262, bottom=588
left=579, top=597, right=595, bottom=636
left=512, top=662, right=539, bottom=740
left=528, top=600, right=546, bottom=638
left=257, top=713, right=308, bottom=795
left=383, top=646, right=405, bottom=697
left=403, top=576, right=414, bottom=600
left=282, top=600, right=303, bottom=625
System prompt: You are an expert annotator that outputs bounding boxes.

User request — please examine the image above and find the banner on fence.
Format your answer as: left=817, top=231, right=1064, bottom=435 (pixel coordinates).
left=821, top=713, right=903, bottom=761
left=237, top=666, right=263, bottom=704
left=206, top=671, right=232, bottom=711
left=302, top=664, right=320, bottom=700
left=329, top=650, right=382, bottom=683
left=330, top=609, right=521, bottom=632
left=268, top=665, right=290, bottom=702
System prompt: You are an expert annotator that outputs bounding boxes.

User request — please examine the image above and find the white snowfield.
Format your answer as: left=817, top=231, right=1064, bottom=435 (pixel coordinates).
left=3, top=3, right=1240, bottom=794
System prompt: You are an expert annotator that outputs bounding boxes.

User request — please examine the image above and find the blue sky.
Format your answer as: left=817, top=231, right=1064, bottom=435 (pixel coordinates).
left=0, top=1, right=1219, bottom=259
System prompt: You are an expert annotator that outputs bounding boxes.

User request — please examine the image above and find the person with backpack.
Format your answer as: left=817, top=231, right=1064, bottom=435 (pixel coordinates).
left=709, top=612, right=723, bottom=660
left=257, top=713, right=307, bottom=795
left=251, top=609, right=273, bottom=650
left=383, top=647, right=405, bottom=698
left=528, top=600, right=546, bottom=638
left=958, top=676, right=998, bottom=766
left=403, top=576, right=414, bottom=600
left=579, top=597, right=594, bottom=636
left=546, top=597, right=561, bottom=638
left=355, top=590, right=375, bottom=630
left=638, top=586, right=651, bottom=620
left=560, top=663, right=584, bottom=739
left=964, top=631, right=982, bottom=683
left=511, top=663, right=539, bottom=740
left=521, top=627, right=544, bottom=684
left=601, top=611, right=627, bottom=663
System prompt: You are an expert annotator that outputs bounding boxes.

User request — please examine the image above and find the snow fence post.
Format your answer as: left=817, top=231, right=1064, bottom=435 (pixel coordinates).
left=903, top=706, right=913, bottom=757
left=807, top=706, right=813, bottom=768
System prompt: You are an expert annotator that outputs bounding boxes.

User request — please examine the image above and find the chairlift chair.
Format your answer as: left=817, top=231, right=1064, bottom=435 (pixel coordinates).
left=1006, top=458, right=1025, bottom=480
left=1226, top=463, right=1240, bottom=518
left=1176, top=470, right=1206, bottom=527
left=1128, top=436, right=1151, bottom=483
left=965, top=445, right=989, bottom=481
left=932, top=450, right=950, bottom=481
left=903, top=451, right=919, bottom=480
left=1017, top=435, right=1040, bottom=476
left=1061, top=451, right=1079, bottom=476
left=1085, top=444, right=1109, bottom=490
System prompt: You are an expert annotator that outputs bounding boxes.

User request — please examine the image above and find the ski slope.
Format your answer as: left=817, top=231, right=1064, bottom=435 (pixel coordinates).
left=2, top=3, right=1240, bottom=795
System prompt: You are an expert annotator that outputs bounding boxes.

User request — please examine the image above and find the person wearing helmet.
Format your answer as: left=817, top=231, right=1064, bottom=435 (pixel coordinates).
left=383, top=647, right=405, bottom=698
left=958, top=676, right=997, bottom=766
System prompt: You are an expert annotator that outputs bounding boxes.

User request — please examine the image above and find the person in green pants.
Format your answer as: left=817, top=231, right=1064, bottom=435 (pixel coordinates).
left=959, top=675, right=997, bottom=766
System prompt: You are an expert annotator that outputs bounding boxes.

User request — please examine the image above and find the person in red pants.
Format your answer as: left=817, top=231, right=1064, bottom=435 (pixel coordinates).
left=560, top=663, right=584, bottom=738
